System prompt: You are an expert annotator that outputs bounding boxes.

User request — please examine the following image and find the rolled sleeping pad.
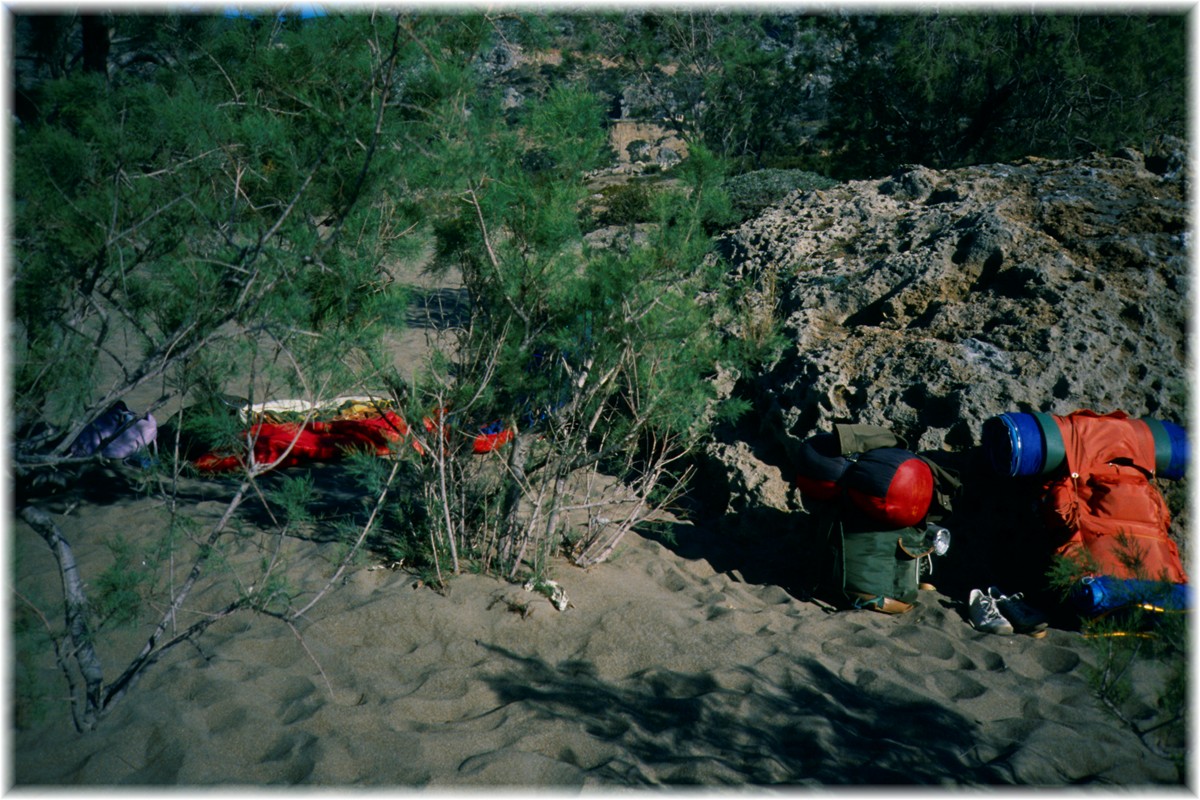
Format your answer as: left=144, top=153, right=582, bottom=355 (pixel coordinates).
left=1140, top=417, right=1188, bottom=480
left=1070, top=574, right=1189, bottom=616
left=981, top=411, right=1066, bottom=477
left=794, top=433, right=850, bottom=501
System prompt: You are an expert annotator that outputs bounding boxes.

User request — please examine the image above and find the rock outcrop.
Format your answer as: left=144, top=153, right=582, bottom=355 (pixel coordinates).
left=701, top=140, right=1190, bottom=590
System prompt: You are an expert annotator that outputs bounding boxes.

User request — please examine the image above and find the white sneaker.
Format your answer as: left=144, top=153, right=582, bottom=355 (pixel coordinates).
left=969, top=588, right=1014, bottom=635
left=990, top=587, right=1049, bottom=637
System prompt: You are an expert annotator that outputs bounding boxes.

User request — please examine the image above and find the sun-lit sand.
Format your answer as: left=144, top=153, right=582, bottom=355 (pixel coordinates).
left=10, top=475, right=1184, bottom=785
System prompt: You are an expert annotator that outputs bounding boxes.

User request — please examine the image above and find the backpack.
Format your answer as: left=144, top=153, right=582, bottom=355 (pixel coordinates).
left=68, top=401, right=157, bottom=461
left=1040, top=410, right=1187, bottom=584
left=796, top=424, right=956, bottom=613
left=984, top=409, right=1188, bottom=613
left=810, top=505, right=933, bottom=613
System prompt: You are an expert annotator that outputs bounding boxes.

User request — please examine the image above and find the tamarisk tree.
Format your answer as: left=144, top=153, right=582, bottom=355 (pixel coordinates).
left=9, top=11, right=500, bottom=731
left=11, top=9, right=743, bottom=731
left=406, top=77, right=738, bottom=579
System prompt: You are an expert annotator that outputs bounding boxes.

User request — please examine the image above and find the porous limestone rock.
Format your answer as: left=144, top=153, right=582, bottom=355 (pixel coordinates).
left=705, top=142, right=1190, bottom=571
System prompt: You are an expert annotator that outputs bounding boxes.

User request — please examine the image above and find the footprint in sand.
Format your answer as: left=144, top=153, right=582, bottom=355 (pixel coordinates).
left=887, top=625, right=957, bottom=661
left=817, top=625, right=876, bottom=658
left=205, top=703, right=249, bottom=736
left=259, top=731, right=320, bottom=782
left=275, top=676, right=322, bottom=725
left=834, top=658, right=880, bottom=690
left=927, top=669, right=988, bottom=701
left=408, top=668, right=473, bottom=701
left=978, top=649, right=1008, bottom=672
left=705, top=604, right=734, bottom=622
left=710, top=667, right=758, bottom=693
left=754, top=584, right=794, bottom=606
left=129, top=726, right=186, bottom=783
left=1031, top=645, right=1081, bottom=675
left=695, top=588, right=728, bottom=606
left=659, top=567, right=689, bottom=593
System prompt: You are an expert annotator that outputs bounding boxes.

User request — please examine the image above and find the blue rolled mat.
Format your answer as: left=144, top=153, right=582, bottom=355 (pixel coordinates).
left=1071, top=575, right=1189, bottom=616
left=982, top=412, right=1064, bottom=477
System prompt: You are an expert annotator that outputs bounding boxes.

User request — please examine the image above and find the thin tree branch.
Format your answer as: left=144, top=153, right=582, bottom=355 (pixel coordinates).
left=18, top=506, right=105, bottom=730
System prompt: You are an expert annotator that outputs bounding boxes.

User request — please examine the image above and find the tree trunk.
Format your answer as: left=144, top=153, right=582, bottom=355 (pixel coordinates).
left=19, top=505, right=104, bottom=731
left=79, top=14, right=110, bottom=76
left=500, top=429, right=531, bottom=577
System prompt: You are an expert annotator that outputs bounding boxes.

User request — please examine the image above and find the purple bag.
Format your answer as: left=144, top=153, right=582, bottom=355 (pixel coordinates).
left=68, top=401, right=157, bottom=459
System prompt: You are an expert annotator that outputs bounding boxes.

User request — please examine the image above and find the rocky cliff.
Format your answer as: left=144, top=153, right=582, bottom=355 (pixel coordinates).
left=700, top=139, right=1190, bottom=597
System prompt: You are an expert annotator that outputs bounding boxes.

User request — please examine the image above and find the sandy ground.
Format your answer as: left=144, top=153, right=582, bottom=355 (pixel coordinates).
left=7, top=258, right=1188, bottom=789
left=8, top=464, right=1188, bottom=787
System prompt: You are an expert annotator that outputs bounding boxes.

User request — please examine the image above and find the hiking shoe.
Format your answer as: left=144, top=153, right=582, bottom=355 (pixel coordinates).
left=969, top=588, right=1014, bottom=635
left=990, top=587, right=1049, bottom=637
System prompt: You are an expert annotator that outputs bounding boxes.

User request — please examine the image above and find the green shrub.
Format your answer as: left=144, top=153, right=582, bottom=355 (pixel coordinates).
left=598, top=181, right=655, bottom=226
left=723, top=168, right=837, bottom=221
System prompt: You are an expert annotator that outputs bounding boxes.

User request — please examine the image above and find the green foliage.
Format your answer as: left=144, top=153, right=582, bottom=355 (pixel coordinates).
left=650, top=143, right=736, bottom=241
left=12, top=14, right=449, bottom=455
left=9, top=11, right=542, bottom=729
left=723, top=169, right=839, bottom=222
left=340, top=441, right=455, bottom=574
left=249, top=561, right=295, bottom=615
left=526, top=84, right=609, bottom=179
left=271, top=474, right=317, bottom=526
left=92, top=535, right=155, bottom=627
left=408, top=79, right=737, bottom=577
left=597, top=181, right=655, bottom=226
left=15, top=8, right=1189, bottom=735
left=816, top=14, right=1188, bottom=178
left=12, top=603, right=54, bottom=730
left=636, top=519, right=677, bottom=548
left=715, top=396, right=753, bottom=427
left=691, top=17, right=807, bottom=167
left=1045, top=549, right=1092, bottom=599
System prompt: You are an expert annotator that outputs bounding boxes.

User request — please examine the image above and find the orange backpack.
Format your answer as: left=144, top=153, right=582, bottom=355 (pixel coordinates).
left=1040, top=410, right=1187, bottom=584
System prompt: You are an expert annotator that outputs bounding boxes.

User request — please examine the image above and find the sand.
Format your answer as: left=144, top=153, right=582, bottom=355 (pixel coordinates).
left=7, top=472, right=1187, bottom=787
left=8, top=259, right=1188, bottom=789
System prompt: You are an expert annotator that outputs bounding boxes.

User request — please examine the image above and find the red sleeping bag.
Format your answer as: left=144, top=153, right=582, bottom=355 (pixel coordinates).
left=794, top=433, right=934, bottom=529
left=793, top=433, right=849, bottom=501
left=194, top=412, right=422, bottom=472
left=841, top=447, right=934, bottom=529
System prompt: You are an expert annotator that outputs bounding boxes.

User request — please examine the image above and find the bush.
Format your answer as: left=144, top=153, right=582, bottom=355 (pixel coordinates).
left=597, top=180, right=656, bottom=226
left=723, top=168, right=837, bottom=222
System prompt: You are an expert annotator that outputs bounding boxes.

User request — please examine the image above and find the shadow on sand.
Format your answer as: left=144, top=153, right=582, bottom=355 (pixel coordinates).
left=477, top=641, right=1007, bottom=785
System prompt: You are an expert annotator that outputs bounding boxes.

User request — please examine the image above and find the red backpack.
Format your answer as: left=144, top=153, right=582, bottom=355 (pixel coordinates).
left=1040, top=410, right=1187, bottom=584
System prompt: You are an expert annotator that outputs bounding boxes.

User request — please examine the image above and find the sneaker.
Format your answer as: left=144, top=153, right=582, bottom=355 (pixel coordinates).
left=969, top=588, right=1014, bottom=635
left=990, top=587, right=1049, bottom=637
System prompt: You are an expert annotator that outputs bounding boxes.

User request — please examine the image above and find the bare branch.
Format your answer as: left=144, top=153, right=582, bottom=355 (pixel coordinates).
left=18, top=506, right=105, bottom=730
left=100, top=481, right=251, bottom=710
left=290, top=457, right=403, bottom=620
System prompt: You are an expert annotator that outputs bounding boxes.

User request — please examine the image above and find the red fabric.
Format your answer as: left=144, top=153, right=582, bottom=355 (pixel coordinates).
left=194, top=412, right=422, bottom=472
left=473, top=429, right=514, bottom=454
left=842, top=448, right=934, bottom=528
left=1043, top=410, right=1187, bottom=584
left=795, top=473, right=841, bottom=502
left=793, top=433, right=849, bottom=502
